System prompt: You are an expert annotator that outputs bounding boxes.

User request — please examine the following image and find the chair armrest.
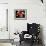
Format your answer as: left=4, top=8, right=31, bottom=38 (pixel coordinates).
left=19, top=31, right=27, bottom=41
left=19, top=34, right=24, bottom=41
left=22, top=31, right=28, bottom=35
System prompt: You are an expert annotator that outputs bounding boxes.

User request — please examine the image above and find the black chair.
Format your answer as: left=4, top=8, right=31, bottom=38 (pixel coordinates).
left=27, top=23, right=40, bottom=43
left=19, top=23, right=40, bottom=45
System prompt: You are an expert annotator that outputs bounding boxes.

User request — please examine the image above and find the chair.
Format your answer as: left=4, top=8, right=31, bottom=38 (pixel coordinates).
left=19, top=23, right=40, bottom=46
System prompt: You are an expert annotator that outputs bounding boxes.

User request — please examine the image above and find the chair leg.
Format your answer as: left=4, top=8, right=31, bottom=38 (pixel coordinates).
left=20, top=41, right=21, bottom=45
left=30, top=39, right=34, bottom=46
left=30, top=41, right=34, bottom=46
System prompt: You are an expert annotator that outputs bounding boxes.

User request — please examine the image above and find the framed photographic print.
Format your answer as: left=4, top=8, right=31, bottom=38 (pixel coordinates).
left=14, top=9, right=27, bottom=20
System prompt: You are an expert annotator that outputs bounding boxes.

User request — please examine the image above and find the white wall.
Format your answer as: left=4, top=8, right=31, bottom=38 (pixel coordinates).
left=8, top=0, right=46, bottom=45
left=0, top=0, right=8, bottom=3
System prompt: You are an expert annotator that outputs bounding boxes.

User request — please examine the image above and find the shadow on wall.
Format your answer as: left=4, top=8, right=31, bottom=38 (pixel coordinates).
left=40, top=25, right=45, bottom=46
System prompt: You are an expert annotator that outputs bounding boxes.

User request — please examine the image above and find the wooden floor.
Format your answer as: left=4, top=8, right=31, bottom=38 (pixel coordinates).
left=0, top=39, right=14, bottom=43
left=19, top=41, right=43, bottom=46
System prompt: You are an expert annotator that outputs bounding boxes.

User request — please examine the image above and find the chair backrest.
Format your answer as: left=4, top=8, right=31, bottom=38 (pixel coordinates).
left=27, top=23, right=40, bottom=35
